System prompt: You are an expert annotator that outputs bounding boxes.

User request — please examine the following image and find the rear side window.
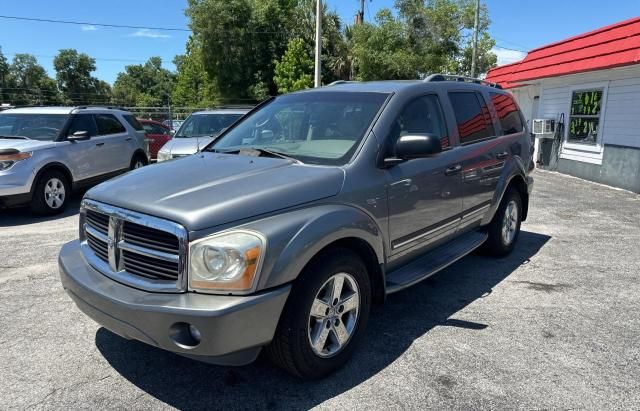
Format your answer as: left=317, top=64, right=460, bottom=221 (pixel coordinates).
left=449, top=92, right=496, bottom=143
left=390, top=95, right=450, bottom=149
left=490, top=92, right=524, bottom=135
left=123, top=115, right=144, bottom=131
left=67, top=114, right=97, bottom=137
left=95, top=114, right=126, bottom=135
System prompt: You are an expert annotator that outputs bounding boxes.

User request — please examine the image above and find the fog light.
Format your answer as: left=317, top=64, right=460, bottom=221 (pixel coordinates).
left=188, top=324, right=202, bottom=343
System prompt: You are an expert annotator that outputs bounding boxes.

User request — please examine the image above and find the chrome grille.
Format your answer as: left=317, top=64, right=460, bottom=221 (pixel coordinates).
left=80, top=200, right=188, bottom=292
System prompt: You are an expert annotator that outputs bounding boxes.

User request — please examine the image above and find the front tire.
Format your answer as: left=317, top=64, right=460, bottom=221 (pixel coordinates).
left=267, top=248, right=371, bottom=380
left=483, top=188, right=522, bottom=256
left=30, top=170, right=70, bottom=215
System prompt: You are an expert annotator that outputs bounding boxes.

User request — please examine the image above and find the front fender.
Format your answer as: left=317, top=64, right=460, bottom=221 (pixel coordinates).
left=236, top=204, right=385, bottom=291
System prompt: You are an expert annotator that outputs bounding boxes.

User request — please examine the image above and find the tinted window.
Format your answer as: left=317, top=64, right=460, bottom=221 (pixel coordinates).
left=390, top=95, right=449, bottom=149
left=67, top=114, right=96, bottom=137
left=95, top=114, right=126, bottom=135
left=123, top=115, right=144, bottom=131
left=449, top=92, right=495, bottom=143
left=490, top=92, right=523, bottom=135
left=210, top=92, right=389, bottom=165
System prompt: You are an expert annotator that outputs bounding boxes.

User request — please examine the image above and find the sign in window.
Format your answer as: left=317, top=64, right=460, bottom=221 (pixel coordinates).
left=568, top=90, right=602, bottom=145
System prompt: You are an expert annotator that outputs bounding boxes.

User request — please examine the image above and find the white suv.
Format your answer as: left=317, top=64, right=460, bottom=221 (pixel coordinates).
left=0, top=106, right=149, bottom=215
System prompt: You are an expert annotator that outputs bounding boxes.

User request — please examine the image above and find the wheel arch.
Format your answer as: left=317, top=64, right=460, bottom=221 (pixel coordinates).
left=31, top=162, right=74, bottom=194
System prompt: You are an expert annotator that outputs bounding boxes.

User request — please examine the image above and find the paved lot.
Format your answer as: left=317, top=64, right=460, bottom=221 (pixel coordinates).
left=1, top=170, right=639, bottom=410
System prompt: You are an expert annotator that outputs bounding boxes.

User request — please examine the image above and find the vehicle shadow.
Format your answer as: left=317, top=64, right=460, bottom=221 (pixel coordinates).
left=0, top=194, right=83, bottom=227
left=95, top=230, right=550, bottom=410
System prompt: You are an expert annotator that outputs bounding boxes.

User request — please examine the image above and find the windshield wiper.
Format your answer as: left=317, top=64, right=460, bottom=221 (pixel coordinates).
left=0, top=135, right=30, bottom=140
left=213, top=147, right=302, bottom=164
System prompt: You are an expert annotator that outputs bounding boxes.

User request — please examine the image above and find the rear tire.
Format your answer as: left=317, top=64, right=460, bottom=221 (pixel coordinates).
left=130, top=154, right=147, bottom=170
left=30, top=170, right=70, bottom=216
left=266, top=247, right=371, bottom=380
left=482, top=188, right=522, bottom=257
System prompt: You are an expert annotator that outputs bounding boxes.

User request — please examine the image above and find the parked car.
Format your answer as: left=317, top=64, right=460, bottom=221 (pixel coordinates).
left=0, top=106, right=148, bottom=214
left=162, top=119, right=184, bottom=132
left=59, top=76, right=534, bottom=379
left=157, top=109, right=249, bottom=161
left=138, top=119, right=171, bottom=161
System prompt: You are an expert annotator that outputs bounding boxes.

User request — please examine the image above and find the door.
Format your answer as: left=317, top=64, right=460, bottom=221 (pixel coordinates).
left=94, top=113, right=131, bottom=172
left=386, top=95, right=463, bottom=255
left=448, top=91, right=506, bottom=230
left=63, top=114, right=101, bottom=181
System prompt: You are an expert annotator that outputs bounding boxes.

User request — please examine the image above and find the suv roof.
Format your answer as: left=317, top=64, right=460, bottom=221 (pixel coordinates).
left=1, top=106, right=132, bottom=115
left=299, top=74, right=504, bottom=95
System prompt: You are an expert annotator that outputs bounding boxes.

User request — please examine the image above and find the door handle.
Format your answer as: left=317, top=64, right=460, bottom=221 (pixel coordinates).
left=95, top=142, right=105, bottom=147
left=125, top=137, right=132, bottom=141
left=495, top=151, right=509, bottom=160
left=444, top=164, right=462, bottom=176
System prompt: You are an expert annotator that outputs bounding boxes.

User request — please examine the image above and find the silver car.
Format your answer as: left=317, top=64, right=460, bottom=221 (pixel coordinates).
left=0, top=106, right=149, bottom=214
left=157, top=109, right=249, bottom=161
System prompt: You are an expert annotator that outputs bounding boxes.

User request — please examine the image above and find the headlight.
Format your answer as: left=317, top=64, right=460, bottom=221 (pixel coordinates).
left=189, top=231, right=265, bottom=293
left=0, top=151, right=31, bottom=171
left=157, top=150, right=171, bottom=162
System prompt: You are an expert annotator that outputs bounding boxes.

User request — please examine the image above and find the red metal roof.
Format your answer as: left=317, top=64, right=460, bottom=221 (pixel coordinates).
left=486, top=16, right=640, bottom=88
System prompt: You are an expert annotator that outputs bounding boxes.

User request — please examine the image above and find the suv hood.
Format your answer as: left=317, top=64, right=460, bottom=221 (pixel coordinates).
left=0, top=139, right=56, bottom=152
left=86, top=152, right=345, bottom=231
left=161, top=136, right=215, bottom=156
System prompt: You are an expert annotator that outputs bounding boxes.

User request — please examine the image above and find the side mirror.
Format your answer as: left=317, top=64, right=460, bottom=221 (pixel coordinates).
left=385, top=134, right=442, bottom=166
left=170, top=129, right=176, bottom=136
left=67, top=130, right=90, bottom=141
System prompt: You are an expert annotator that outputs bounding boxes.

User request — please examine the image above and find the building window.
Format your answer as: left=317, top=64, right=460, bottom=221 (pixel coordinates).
left=568, top=89, right=603, bottom=146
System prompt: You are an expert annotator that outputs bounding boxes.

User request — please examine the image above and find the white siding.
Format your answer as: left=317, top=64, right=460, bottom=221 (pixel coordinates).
left=539, top=65, right=640, bottom=149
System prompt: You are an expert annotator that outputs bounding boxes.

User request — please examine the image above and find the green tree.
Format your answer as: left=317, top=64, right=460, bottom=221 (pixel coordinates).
left=172, top=38, right=218, bottom=106
left=112, top=57, right=174, bottom=106
left=0, top=47, right=10, bottom=103
left=6, top=54, right=61, bottom=105
left=351, top=0, right=497, bottom=80
left=274, top=38, right=314, bottom=93
left=53, top=49, right=110, bottom=104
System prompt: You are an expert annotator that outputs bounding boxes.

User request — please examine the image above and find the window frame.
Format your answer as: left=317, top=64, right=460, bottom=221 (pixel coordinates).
left=563, top=83, right=608, bottom=152
left=94, top=113, right=127, bottom=136
left=448, top=90, right=497, bottom=145
left=65, top=113, right=98, bottom=139
left=385, top=93, right=451, bottom=155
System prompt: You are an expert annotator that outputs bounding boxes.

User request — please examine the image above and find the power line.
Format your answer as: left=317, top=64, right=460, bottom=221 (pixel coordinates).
left=0, top=14, right=190, bottom=32
left=3, top=52, right=175, bottom=64
left=0, top=14, right=294, bottom=35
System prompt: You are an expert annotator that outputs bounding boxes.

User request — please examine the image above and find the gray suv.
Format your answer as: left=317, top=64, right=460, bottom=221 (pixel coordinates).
left=0, top=106, right=149, bottom=214
left=59, top=76, right=534, bottom=379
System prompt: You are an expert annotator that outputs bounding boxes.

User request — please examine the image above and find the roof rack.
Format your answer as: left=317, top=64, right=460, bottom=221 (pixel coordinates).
left=423, top=73, right=502, bottom=89
left=73, top=105, right=128, bottom=111
left=326, top=80, right=354, bottom=86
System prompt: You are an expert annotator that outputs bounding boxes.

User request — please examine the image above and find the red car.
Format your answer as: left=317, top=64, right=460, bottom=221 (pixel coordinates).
left=138, top=119, right=172, bottom=161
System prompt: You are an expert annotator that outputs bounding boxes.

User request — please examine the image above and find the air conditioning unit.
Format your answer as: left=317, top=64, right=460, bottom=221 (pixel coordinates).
left=532, top=119, right=556, bottom=135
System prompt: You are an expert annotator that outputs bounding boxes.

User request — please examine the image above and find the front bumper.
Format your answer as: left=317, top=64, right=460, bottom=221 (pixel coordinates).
left=59, top=240, right=290, bottom=366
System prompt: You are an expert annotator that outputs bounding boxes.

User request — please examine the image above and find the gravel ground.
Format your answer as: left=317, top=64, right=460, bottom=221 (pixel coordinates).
left=1, top=169, right=639, bottom=410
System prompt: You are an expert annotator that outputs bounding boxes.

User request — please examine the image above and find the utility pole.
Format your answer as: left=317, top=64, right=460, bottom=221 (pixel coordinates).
left=470, top=0, right=480, bottom=78
left=357, top=0, right=365, bottom=24
left=314, top=0, right=322, bottom=87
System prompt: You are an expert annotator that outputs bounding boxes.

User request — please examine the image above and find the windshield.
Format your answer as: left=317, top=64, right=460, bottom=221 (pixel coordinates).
left=175, top=113, right=243, bottom=138
left=0, top=114, right=68, bottom=141
left=209, top=92, right=389, bottom=165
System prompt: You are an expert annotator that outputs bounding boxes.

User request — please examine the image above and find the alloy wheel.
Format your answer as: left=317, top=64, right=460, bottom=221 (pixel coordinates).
left=307, top=272, right=360, bottom=358
left=44, top=177, right=65, bottom=209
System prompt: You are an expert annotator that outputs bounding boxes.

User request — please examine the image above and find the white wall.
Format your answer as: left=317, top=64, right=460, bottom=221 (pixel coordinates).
left=536, top=65, right=640, bottom=164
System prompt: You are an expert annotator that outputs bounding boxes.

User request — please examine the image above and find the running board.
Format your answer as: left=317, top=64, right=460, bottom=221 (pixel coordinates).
left=385, top=230, right=488, bottom=294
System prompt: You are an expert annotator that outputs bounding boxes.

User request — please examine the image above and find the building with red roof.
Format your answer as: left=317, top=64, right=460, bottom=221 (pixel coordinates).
left=486, top=17, right=640, bottom=193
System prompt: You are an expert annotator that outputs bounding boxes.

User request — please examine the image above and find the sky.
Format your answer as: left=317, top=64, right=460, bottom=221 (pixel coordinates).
left=0, top=0, right=638, bottom=84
